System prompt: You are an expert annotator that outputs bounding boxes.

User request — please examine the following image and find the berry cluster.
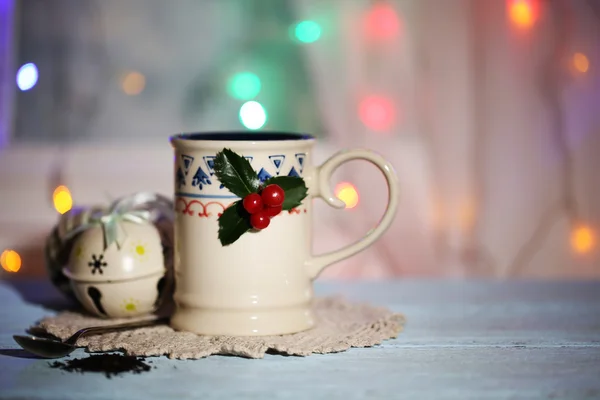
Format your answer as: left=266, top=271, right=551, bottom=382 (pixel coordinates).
left=242, top=184, right=285, bottom=230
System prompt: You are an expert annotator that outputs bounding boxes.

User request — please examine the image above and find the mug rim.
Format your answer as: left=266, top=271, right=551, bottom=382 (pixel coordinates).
left=170, top=131, right=316, bottom=142
left=170, top=131, right=316, bottom=150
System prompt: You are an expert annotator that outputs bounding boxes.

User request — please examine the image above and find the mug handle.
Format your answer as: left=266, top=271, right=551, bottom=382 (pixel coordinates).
left=306, top=149, right=400, bottom=279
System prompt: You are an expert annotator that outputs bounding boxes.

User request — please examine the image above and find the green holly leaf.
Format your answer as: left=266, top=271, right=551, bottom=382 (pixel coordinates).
left=214, top=148, right=261, bottom=198
left=218, top=201, right=252, bottom=246
left=263, top=176, right=308, bottom=210
left=214, top=148, right=310, bottom=246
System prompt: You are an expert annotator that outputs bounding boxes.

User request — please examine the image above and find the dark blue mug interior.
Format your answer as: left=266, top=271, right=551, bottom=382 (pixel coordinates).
left=172, top=131, right=315, bottom=141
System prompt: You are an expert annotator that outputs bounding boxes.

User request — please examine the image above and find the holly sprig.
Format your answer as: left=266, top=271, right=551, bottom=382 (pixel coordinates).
left=214, top=148, right=308, bottom=246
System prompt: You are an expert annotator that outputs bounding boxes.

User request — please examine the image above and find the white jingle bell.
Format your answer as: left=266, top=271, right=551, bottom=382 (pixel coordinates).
left=63, top=220, right=168, bottom=318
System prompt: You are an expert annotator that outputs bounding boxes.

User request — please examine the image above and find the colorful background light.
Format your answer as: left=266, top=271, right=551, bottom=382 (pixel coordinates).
left=358, top=96, right=396, bottom=132
left=228, top=72, right=262, bottom=100
left=16, top=63, right=38, bottom=91
left=239, top=101, right=267, bottom=130
left=293, top=20, right=322, bottom=43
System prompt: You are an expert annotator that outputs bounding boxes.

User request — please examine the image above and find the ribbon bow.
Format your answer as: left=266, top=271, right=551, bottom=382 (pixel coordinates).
left=64, top=192, right=173, bottom=251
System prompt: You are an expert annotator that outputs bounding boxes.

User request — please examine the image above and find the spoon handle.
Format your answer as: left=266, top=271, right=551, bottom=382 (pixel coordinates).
left=66, top=317, right=170, bottom=346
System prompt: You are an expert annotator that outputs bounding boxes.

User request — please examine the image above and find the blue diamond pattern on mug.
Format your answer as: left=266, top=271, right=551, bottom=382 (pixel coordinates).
left=176, top=167, right=186, bottom=188
left=257, top=167, right=273, bottom=183
left=181, top=155, right=194, bottom=176
left=268, top=155, right=286, bottom=175
left=191, top=166, right=212, bottom=189
left=287, top=166, right=301, bottom=177
left=295, top=153, right=306, bottom=173
left=202, top=156, right=216, bottom=176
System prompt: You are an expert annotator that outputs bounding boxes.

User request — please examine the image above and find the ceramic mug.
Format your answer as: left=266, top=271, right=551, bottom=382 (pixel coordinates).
left=170, top=132, right=399, bottom=336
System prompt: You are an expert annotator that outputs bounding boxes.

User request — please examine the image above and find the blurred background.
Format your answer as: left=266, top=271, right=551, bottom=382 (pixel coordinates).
left=0, top=0, right=599, bottom=280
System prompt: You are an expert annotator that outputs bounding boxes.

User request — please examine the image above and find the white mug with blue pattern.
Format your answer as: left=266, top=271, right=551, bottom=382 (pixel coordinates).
left=170, top=131, right=399, bottom=336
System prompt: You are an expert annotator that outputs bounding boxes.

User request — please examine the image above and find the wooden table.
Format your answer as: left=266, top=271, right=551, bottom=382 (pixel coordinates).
left=1, top=279, right=599, bottom=399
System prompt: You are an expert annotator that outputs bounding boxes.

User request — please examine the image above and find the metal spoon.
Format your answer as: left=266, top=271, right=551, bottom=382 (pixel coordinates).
left=13, top=317, right=170, bottom=359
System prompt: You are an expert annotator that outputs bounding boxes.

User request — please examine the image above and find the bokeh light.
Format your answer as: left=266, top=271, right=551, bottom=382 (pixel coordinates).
left=53, top=185, right=73, bottom=214
left=294, top=20, right=322, bottom=43
left=1, top=249, right=22, bottom=273
left=227, top=72, right=261, bottom=100
left=239, top=101, right=267, bottom=130
left=570, top=225, right=595, bottom=255
left=573, top=53, right=590, bottom=74
left=364, top=3, right=401, bottom=40
left=121, top=71, right=146, bottom=96
left=507, top=0, right=538, bottom=29
left=335, top=182, right=359, bottom=209
left=16, top=63, right=38, bottom=91
left=459, top=198, right=476, bottom=231
left=358, top=96, right=396, bottom=131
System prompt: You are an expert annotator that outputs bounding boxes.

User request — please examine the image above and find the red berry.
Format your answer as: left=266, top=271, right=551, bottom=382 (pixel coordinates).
left=250, top=211, right=270, bottom=230
left=261, top=184, right=285, bottom=207
left=264, top=205, right=282, bottom=217
left=243, top=193, right=263, bottom=214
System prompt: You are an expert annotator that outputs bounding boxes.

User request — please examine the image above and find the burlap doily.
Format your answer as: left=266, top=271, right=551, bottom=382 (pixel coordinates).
left=35, top=297, right=405, bottom=359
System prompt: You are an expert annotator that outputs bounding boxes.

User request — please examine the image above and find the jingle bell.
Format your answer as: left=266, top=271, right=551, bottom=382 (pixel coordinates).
left=63, top=221, right=168, bottom=318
